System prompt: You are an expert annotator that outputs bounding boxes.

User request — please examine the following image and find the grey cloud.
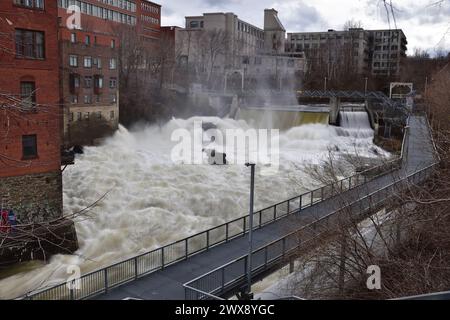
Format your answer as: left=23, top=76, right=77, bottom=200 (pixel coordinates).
left=274, top=1, right=326, bottom=32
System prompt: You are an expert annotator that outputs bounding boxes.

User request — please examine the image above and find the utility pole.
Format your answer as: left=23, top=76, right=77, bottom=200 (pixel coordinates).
left=244, top=162, right=255, bottom=300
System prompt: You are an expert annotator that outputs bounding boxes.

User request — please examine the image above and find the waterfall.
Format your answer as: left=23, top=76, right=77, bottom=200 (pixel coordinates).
left=0, top=112, right=388, bottom=299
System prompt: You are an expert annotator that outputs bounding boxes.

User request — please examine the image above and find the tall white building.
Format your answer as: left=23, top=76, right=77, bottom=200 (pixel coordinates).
left=175, top=9, right=306, bottom=90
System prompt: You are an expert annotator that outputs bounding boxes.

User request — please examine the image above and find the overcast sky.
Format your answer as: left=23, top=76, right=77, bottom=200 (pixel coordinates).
left=159, top=0, right=450, bottom=55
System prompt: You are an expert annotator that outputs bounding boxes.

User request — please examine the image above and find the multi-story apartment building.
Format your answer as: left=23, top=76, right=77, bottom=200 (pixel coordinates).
left=0, top=0, right=63, bottom=223
left=287, top=28, right=370, bottom=75
left=56, top=0, right=162, bottom=146
left=59, top=26, right=119, bottom=146
left=370, top=29, right=407, bottom=76
left=176, top=9, right=306, bottom=90
left=57, top=0, right=161, bottom=41
left=287, top=28, right=407, bottom=76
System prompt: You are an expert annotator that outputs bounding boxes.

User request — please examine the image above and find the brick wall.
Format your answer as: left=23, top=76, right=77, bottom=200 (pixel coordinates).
left=0, top=0, right=61, bottom=178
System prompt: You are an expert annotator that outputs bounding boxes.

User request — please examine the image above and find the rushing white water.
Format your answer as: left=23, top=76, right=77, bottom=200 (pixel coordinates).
left=0, top=113, right=388, bottom=299
left=338, top=111, right=374, bottom=139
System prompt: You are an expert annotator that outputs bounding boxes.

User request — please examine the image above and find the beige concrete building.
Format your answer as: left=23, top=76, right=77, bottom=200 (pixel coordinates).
left=175, top=8, right=306, bottom=90
left=287, top=28, right=407, bottom=76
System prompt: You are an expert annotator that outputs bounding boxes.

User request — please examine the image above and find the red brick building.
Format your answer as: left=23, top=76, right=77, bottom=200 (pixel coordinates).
left=59, top=25, right=120, bottom=146
left=57, top=0, right=162, bottom=146
left=0, top=0, right=64, bottom=222
left=57, top=0, right=161, bottom=41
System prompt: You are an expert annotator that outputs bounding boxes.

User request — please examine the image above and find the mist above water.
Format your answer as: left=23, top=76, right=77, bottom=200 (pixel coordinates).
left=0, top=112, right=388, bottom=299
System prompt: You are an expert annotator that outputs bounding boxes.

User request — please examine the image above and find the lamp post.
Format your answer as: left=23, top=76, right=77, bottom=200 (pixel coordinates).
left=364, top=77, right=368, bottom=94
left=324, top=77, right=328, bottom=91
left=245, top=162, right=255, bottom=299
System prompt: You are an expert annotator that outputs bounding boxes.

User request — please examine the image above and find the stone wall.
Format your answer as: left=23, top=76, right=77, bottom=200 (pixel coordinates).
left=0, top=171, right=63, bottom=223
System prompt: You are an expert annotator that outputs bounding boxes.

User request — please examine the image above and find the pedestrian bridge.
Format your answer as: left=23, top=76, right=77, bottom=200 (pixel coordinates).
left=24, top=115, right=438, bottom=300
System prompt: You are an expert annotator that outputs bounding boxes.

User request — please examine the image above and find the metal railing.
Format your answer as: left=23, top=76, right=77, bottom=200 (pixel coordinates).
left=183, top=163, right=438, bottom=300
left=23, top=121, right=409, bottom=300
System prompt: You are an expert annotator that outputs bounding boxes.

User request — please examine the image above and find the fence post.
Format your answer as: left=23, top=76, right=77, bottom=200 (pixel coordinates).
left=349, top=176, right=352, bottom=189
left=206, top=231, right=210, bottom=250
left=185, top=239, right=189, bottom=259
left=225, top=224, right=229, bottom=242
left=287, top=200, right=290, bottom=215
left=243, top=217, right=246, bottom=235
left=264, top=246, right=268, bottom=267
left=161, top=247, right=165, bottom=269
left=104, top=268, right=108, bottom=293
left=70, top=288, right=74, bottom=300
left=221, top=267, right=225, bottom=291
left=310, top=191, right=313, bottom=206
left=299, top=196, right=302, bottom=210
left=273, top=205, right=276, bottom=220
left=259, top=211, right=262, bottom=227
left=282, top=238, right=286, bottom=257
left=134, top=257, right=138, bottom=280
left=321, top=187, right=324, bottom=201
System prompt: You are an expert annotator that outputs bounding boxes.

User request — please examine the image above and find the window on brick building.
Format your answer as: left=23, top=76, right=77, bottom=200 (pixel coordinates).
left=15, top=29, right=45, bottom=59
left=69, top=54, right=78, bottom=67
left=109, top=77, right=117, bottom=88
left=85, top=35, right=90, bottom=45
left=70, top=33, right=76, bottom=43
left=84, top=56, right=92, bottom=68
left=69, top=112, right=74, bottom=122
left=93, top=57, right=102, bottom=69
left=109, top=58, right=117, bottom=69
left=84, top=76, right=92, bottom=88
left=69, top=73, right=80, bottom=93
left=111, top=39, right=116, bottom=49
left=94, top=75, right=103, bottom=89
left=77, top=112, right=82, bottom=120
left=20, top=81, right=36, bottom=109
left=84, top=95, right=92, bottom=104
left=71, top=95, right=78, bottom=104
left=14, top=0, right=44, bottom=10
left=22, top=135, right=37, bottom=159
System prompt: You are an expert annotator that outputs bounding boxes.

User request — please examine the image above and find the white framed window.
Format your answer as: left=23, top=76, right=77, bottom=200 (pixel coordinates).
left=69, top=54, right=78, bottom=67
left=84, top=95, right=92, bottom=104
left=84, top=56, right=92, bottom=68
left=109, top=58, right=117, bottom=69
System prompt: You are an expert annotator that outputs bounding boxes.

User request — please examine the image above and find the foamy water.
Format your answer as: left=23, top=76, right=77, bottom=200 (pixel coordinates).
left=0, top=113, right=387, bottom=299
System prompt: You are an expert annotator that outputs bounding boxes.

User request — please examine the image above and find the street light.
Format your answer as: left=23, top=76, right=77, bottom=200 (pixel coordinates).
left=245, top=162, right=255, bottom=300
